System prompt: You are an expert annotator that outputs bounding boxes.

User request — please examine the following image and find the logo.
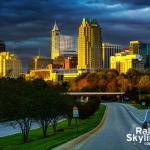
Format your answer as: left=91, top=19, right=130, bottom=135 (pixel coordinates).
left=126, top=127, right=150, bottom=145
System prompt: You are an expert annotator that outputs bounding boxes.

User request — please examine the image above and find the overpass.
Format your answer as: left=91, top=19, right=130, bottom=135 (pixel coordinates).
left=64, top=92, right=125, bottom=96
left=63, top=92, right=125, bottom=102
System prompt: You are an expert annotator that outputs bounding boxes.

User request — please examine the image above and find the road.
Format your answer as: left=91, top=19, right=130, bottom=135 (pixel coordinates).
left=76, top=103, right=149, bottom=150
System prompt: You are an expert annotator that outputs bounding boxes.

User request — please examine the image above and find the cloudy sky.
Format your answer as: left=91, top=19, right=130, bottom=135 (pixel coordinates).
left=0, top=0, right=150, bottom=65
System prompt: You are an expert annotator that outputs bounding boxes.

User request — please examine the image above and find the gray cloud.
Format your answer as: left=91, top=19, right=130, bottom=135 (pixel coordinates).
left=0, top=0, right=150, bottom=69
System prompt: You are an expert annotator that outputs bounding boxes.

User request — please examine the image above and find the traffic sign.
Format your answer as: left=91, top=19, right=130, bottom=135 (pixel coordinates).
left=73, top=106, right=79, bottom=118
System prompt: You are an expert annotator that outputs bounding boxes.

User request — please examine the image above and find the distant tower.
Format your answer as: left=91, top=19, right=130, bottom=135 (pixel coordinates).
left=0, top=40, right=6, bottom=52
left=77, top=18, right=102, bottom=69
left=51, top=22, right=60, bottom=59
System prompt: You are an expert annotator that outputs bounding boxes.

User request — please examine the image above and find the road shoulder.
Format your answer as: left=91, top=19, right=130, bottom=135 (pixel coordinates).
left=52, top=105, right=108, bottom=150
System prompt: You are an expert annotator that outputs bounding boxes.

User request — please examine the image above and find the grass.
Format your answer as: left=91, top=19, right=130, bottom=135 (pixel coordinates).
left=0, top=105, right=106, bottom=150
left=124, top=101, right=149, bottom=109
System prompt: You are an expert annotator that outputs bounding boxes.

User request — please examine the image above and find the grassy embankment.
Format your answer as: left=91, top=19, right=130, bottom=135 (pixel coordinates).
left=0, top=105, right=106, bottom=150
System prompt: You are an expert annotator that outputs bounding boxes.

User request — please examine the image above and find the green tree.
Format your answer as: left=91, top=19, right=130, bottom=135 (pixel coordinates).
left=138, top=75, right=150, bottom=90
left=126, top=68, right=141, bottom=85
left=0, top=78, right=34, bottom=143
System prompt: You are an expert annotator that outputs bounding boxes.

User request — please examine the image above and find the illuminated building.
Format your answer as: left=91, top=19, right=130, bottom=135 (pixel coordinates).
left=0, top=40, right=6, bottom=52
left=110, top=52, right=144, bottom=73
left=60, top=35, right=76, bottom=56
left=51, top=22, right=76, bottom=59
left=51, top=22, right=60, bottom=59
left=64, top=55, right=77, bottom=69
left=52, top=56, right=65, bottom=69
left=51, top=54, right=77, bottom=69
left=0, top=52, right=22, bottom=78
left=129, top=40, right=150, bottom=68
left=129, top=41, right=140, bottom=54
left=26, top=69, right=58, bottom=82
left=29, top=55, right=52, bottom=70
left=77, top=18, right=102, bottom=69
left=26, top=68, right=83, bottom=82
left=102, top=43, right=122, bottom=69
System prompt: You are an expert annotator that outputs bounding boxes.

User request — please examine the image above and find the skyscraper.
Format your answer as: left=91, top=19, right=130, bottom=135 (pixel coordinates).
left=77, top=18, right=102, bottom=69
left=51, top=22, right=60, bottom=59
left=51, top=22, right=76, bottom=59
left=59, top=35, right=76, bottom=56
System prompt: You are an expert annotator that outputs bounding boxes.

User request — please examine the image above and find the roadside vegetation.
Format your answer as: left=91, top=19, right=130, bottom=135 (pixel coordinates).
left=0, top=77, right=104, bottom=149
left=0, top=68, right=150, bottom=149
left=69, top=68, right=150, bottom=107
left=0, top=104, right=106, bottom=150
left=125, top=101, right=149, bottom=109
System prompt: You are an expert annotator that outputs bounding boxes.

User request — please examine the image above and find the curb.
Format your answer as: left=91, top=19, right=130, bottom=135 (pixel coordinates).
left=53, top=105, right=108, bottom=150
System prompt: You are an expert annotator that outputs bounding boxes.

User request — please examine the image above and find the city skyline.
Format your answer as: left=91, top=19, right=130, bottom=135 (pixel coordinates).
left=0, top=0, right=150, bottom=62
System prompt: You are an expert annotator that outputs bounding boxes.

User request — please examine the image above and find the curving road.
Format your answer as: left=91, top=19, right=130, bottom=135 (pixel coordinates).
left=76, top=103, right=149, bottom=150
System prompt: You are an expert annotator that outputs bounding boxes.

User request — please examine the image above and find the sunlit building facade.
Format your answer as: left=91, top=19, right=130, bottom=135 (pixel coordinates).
left=129, top=41, right=140, bottom=55
left=102, top=43, right=122, bottom=69
left=59, top=35, right=76, bottom=56
left=129, top=40, right=150, bottom=68
left=29, top=55, right=52, bottom=70
left=26, top=68, right=83, bottom=83
left=51, top=22, right=76, bottom=59
left=64, top=55, right=77, bottom=69
left=0, top=52, right=22, bottom=78
left=110, top=52, right=144, bottom=73
left=51, top=22, right=60, bottom=59
left=77, top=18, right=102, bottom=69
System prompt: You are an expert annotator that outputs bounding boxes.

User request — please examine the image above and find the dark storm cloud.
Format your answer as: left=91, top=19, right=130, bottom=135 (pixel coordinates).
left=0, top=0, right=150, bottom=68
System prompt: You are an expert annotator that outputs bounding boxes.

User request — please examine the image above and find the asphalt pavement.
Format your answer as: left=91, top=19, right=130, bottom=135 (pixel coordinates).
left=75, top=103, right=149, bottom=150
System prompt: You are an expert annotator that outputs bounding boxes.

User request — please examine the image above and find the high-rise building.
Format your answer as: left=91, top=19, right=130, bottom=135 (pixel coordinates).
left=129, top=40, right=150, bottom=68
left=0, top=40, right=6, bottom=52
left=51, top=22, right=76, bottom=59
left=0, top=52, right=22, bottom=78
left=60, top=35, right=76, bottom=56
left=102, top=43, right=122, bottom=69
left=110, top=52, right=144, bottom=73
left=77, top=18, right=102, bottom=69
left=129, top=41, right=140, bottom=54
left=51, top=22, right=60, bottom=59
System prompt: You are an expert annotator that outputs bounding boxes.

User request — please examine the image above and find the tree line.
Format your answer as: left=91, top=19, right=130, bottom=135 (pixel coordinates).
left=0, top=78, right=100, bottom=143
left=69, top=68, right=150, bottom=105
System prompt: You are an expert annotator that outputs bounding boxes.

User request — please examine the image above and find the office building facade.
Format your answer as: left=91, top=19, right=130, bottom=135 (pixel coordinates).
left=129, top=40, right=150, bottom=68
left=29, top=55, right=52, bottom=70
left=51, top=22, right=76, bottom=59
left=77, top=18, right=102, bottom=69
left=0, top=52, right=22, bottom=78
left=102, top=43, right=122, bottom=69
left=110, top=52, right=144, bottom=73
